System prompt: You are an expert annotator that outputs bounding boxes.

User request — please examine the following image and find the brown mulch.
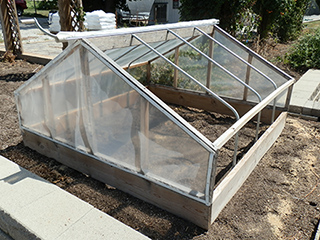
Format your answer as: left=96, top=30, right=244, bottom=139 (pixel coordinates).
left=0, top=54, right=320, bottom=239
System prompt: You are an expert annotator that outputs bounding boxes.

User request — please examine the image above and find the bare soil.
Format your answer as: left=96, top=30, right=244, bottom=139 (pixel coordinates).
left=0, top=55, right=320, bottom=239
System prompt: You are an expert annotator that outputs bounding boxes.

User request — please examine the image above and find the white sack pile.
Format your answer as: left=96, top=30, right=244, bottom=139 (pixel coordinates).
left=85, top=10, right=116, bottom=30
left=48, top=10, right=116, bottom=33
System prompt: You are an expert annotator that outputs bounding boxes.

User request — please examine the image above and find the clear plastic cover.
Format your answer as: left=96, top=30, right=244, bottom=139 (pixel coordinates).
left=98, top=29, right=291, bottom=109
left=16, top=44, right=212, bottom=198
left=145, top=30, right=290, bottom=105
left=213, top=30, right=289, bottom=105
left=104, top=39, right=182, bottom=68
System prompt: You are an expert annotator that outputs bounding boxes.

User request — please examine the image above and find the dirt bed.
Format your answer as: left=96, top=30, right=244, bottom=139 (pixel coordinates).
left=0, top=57, right=320, bottom=239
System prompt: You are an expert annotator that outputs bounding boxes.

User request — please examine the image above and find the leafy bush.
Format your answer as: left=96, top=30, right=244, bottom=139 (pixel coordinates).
left=272, top=0, right=310, bottom=42
left=36, top=0, right=58, bottom=10
left=179, top=0, right=252, bottom=32
left=286, top=28, right=320, bottom=71
left=179, top=0, right=309, bottom=42
left=248, top=0, right=309, bottom=41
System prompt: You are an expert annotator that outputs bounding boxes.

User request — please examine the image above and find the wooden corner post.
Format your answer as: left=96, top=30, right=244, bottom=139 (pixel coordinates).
left=0, top=0, right=23, bottom=55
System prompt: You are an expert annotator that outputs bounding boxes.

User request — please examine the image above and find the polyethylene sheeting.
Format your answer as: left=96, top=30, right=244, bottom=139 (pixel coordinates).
left=212, top=30, right=289, bottom=106
left=16, top=43, right=212, bottom=199
left=104, top=38, right=182, bottom=68
left=104, top=27, right=290, bottom=107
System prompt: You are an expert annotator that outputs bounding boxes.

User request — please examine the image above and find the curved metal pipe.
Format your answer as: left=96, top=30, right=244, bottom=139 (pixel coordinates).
left=131, top=34, right=241, bottom=167
left=167, top=29, right=262, bottom=103
left=167, top=29, right=262, bottom=145
left=194, top=27, right=277, bottom=89
left=131, top=34, right=240, bottom=120
left=33, top=18, right=59, bottom=40
left=194, top=27, right=278, bottom=123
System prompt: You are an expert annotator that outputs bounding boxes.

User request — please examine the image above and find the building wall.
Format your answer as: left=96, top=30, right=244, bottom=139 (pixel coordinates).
left=149, top=0, right=180, bottom=25
left=167, top=0, right=180, bottom=23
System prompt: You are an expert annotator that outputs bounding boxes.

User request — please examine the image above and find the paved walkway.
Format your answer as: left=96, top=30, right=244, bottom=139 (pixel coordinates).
left=0, top=17, right=62, bottom=59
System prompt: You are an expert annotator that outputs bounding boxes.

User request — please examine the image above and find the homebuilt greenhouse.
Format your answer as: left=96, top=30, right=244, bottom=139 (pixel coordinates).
left=14, top=19, right=295, bottom=229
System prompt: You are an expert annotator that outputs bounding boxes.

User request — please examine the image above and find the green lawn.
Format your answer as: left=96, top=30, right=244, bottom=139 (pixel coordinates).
left=23, top=0, right=57, bottom=18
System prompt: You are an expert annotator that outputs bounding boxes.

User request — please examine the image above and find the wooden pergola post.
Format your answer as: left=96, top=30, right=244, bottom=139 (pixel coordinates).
left=0, top=0, right=23, bottom=56
left=58, top=0, right=85, bottom=49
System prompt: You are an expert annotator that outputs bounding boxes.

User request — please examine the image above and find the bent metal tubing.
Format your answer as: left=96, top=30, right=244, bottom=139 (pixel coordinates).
left=167, top=29, right=263, bottom=150
left=194, top=27, right=278, bottom=123
left=131, top=34, right=241, bottom=196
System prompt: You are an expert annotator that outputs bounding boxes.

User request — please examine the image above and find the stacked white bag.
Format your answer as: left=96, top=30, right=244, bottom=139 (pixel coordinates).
left=48, top=12, right=61, bottom=33
left=48, top=10, right=116, bottom=33
left=85, top=10, right=116, bottom=30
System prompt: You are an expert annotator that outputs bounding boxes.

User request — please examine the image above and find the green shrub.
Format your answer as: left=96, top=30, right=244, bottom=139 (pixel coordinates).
left=37, top=0, right=58, bottom=10
left=286, top=28, right=320, bottom=71
left=273, top=0, right=310, bottom=42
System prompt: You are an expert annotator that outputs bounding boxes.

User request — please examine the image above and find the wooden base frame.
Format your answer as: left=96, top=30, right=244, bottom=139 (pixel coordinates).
left=21, top=112, right=287, bottom=229
left=22, top=128, right=210, bottom=229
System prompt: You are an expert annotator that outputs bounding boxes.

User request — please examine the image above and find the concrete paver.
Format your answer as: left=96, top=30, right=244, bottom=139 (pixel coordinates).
left=289, top=69, right=320, bottom=117
left=56, top=208, right=145, bottom=240
left=0, top=155, right=149, bottom=240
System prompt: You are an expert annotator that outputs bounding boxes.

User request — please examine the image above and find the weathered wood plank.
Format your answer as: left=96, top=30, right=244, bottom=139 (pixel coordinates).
left=22, top=130, right=211, bottom=229
left=22, top=111, right=287, bottom=230
left=209, top=112, right=287, bottom=224
left=243, top=54, right=253, bottom=101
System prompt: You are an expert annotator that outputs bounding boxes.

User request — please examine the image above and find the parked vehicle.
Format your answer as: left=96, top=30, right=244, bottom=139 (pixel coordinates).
left=15, top=0, right=27, bottom=16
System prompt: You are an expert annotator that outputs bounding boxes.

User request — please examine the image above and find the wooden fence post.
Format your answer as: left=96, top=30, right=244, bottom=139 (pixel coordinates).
left=58, top=0, right=85, bottom=49
left=0, top=0, right=23, bottom=55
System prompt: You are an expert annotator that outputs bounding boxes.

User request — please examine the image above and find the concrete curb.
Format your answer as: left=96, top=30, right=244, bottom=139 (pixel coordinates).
left=0, top=155, right=149, bottom=240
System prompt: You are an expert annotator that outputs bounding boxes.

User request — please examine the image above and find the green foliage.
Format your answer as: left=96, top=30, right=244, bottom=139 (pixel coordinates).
left=149, top=51, right=203, bottom=91
left=232, top=8, right=260, bottom=41
left=248, top=0, right=309, bottom=41
left=25, top=1, right=51, bottom=17
left=37, top=0, right=58, bottom=10
left=151, top=62, right=175, bottom=86
left=259, top=0, right=310, bottom=41
left=179, top=0, right=254, bottom=32
left=235, top=0, right=309, bottom=41
left=286, top=28, right=320, bottom=71
left=179, top=0, right=309, bottom=42
left=127, top=66, right=148, bottom=85
left=74, top=6, right=86, bottom=22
